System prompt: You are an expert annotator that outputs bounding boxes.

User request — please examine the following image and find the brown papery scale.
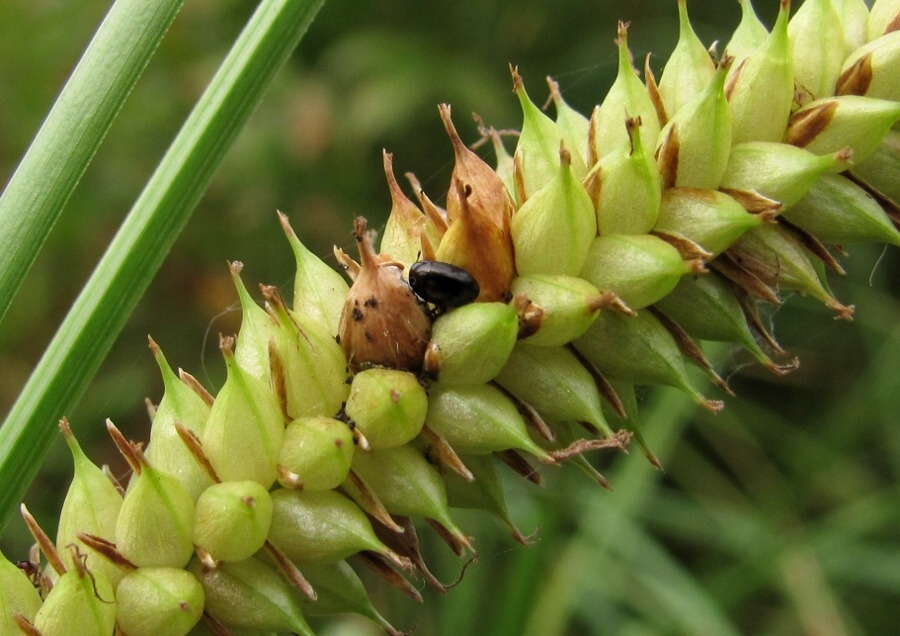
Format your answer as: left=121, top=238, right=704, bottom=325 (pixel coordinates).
left=435, top=104, right=516, bottom=302
left=338, top=216, right=431, bottom=373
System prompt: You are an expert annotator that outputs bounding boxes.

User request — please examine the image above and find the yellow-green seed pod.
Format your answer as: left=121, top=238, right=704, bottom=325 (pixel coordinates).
left=726, top=223, right=854, bottom=318
left=782, top=172, right=900, bottom=245
left=511, top=274, right=604, bottom=347
left=265, top=286, right=350, bottom=421
left=116, top=461, right=195, bottom=568
left=268, top=489, right=400, bottom=566
left=724, top=0, right=769, bottom=65
left=344, top=368, right=427, bottom=447
left=789, top=0, right=850, bottom=102
left=230, top=261, right=279, bottom=384
left=833, top=0, right=870, bottom=51
left=656, top=61, right=731, bottom=189
left=146, top=339, right=214, bottom=502
left=511, top=146, right=596, bottom=276
left=486, top=127, right=517, bottom=204
left=837, top=30, right=900, bottom=101
left=0, top=549, right=42, bottom=632
left=591, top=21, right=661, bottom=161
left=298, top=561, right=400, bottom=634
left=548, top=77, right=591, bottom=167
left=513, top=68, right=587, bottom=199
left=56, top=420, right=123, bottom=587
left=33, top=560, right=116, bottom=636
left=192, top=481, right=273, bottom=562
left=594, top=118, right=661, bottom=234
left=727, top=0, right=793, bottom=143
left=850, top=128, right=900, bottom=207
left=574, top=310, right=721, bottom=411
left=441, top=453, right=526, bottom=544
left=204, top=336, right=285, bottom=489
left=495, top=343, right=613, bottom=436
left=867, top=0, right=900, bottom=40
left=600, top=379, right=661, bottom=469
left=424, top=301, right=519, bottom=384
left=579, top=234, right=697, bottom=310
left=281, top=212, right=350, bottom=338
left=654, top=188, right=766, bottom=256
left=653, top=272, right=789, bottom=374
left=347, top=445, right=469, bottom=548
left=278, top=416, right=355, bottom=490
left=657, top=0, right=717, bottom=118
left=424, top=383, right=554, bottom=461
left=720, top=141, right=850, bottom=209
left=115, top=567, right=205, bottom=636
left=786, top=95, right=900, bottom=164
left=188, top=556, right=314, bottom=636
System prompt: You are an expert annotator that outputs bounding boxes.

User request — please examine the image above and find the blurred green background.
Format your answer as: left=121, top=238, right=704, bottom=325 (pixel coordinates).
left=1, top=0, right=898, bottom=634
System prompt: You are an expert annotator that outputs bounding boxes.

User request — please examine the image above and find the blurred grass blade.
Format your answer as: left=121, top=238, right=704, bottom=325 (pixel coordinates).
left=0, top=0, right=326, bottom=532
left=0, top=0, right=185, bottom=325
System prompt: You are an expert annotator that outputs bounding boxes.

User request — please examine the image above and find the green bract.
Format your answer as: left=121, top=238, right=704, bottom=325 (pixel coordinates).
left=282, top=212, right=351, bottom=338
left=348, top=444, right=470, bottom=549
left=782, top=172, right=900, bottom=245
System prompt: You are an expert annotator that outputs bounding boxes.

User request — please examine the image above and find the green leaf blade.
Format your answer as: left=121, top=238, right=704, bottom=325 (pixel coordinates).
left=0, top=0, right=186, bottom=324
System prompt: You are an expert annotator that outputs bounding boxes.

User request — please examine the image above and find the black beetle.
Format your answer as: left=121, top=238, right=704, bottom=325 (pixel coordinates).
left=408, top=260, right=480, bottom=309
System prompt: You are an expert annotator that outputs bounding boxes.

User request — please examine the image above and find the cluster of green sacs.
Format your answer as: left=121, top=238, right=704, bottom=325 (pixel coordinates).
left=5, top=0, right=900, bottom=634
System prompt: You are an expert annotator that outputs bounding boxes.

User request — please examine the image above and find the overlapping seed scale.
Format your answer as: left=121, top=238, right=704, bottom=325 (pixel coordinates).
left=12, top=0, right=900, bottom=633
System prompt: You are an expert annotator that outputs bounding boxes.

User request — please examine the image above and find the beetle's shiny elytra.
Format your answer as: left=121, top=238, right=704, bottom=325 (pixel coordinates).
left=408, top=260, right=480, bottom=308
